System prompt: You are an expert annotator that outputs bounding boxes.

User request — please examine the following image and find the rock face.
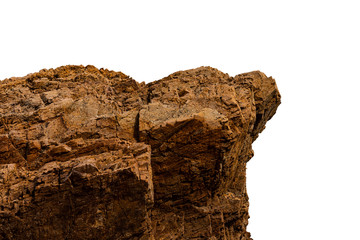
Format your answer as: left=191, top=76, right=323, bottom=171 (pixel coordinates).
left=0, top=65, right=280, bottom=239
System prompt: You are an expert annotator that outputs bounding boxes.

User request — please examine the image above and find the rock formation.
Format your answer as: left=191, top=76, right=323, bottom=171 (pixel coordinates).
left=0, top=65, right=281, bottom=239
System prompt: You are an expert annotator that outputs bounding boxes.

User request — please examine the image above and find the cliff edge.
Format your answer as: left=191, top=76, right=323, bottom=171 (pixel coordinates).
left=0, top=65, right=280, bottom=239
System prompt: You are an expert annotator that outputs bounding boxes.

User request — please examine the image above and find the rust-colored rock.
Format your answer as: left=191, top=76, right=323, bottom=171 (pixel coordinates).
left=0, top=65, right=280, bottom=239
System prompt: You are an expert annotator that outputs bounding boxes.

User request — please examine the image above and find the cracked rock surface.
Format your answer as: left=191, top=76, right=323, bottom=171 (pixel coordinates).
left=0, top=65, right=280, bottom=239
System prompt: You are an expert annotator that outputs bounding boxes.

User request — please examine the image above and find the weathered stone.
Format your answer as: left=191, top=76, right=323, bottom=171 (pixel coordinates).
left=0, top=65, right=280, bottom=239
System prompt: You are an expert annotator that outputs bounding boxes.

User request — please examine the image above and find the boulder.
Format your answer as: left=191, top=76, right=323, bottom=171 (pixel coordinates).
left=0, top=65, right=280, bottom=239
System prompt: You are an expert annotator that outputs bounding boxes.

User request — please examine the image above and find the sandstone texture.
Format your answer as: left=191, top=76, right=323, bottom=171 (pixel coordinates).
left=0, top=65, right=280, bottom=240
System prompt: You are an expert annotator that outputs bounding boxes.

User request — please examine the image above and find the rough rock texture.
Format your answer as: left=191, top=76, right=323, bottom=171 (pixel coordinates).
left=0, top=65, right=280, bottom=239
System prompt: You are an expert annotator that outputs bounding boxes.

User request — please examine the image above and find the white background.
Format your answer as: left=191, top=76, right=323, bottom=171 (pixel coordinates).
left=1, top=1, right=359, bottom=239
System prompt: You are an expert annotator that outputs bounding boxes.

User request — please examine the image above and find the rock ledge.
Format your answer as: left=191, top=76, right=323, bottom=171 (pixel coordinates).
left=0, top=65, right=281, bottom=239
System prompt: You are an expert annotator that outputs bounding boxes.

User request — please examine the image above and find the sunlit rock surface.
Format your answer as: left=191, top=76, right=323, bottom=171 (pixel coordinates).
left=0, top=65, right=280, bottom=239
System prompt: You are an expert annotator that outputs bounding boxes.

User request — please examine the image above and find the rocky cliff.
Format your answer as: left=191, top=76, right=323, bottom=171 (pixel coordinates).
left=0, top=65, right=280, bottom=239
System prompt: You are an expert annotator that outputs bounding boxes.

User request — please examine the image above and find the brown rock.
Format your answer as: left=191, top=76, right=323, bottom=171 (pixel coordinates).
left=0, top=65, right=281, bottom=239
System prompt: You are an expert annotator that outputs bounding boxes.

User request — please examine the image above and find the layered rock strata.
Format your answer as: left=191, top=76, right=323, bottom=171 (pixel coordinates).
left=0, top=65, right=280, bottom=239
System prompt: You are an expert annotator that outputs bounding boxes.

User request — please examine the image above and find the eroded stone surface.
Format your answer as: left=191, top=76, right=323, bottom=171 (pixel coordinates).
left=0, top=65, right=280, bottom=239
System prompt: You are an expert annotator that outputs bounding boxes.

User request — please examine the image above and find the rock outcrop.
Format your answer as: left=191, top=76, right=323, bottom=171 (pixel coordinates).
left=0, top=65, right=280, bottom=239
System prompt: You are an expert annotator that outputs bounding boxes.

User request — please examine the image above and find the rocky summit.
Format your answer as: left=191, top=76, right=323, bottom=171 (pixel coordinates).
left=0, top=65, right=280, bottom=239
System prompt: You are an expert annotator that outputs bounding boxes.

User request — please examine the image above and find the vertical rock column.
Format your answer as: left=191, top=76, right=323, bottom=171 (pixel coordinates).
left=138, top=67, right=281, bottom=239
